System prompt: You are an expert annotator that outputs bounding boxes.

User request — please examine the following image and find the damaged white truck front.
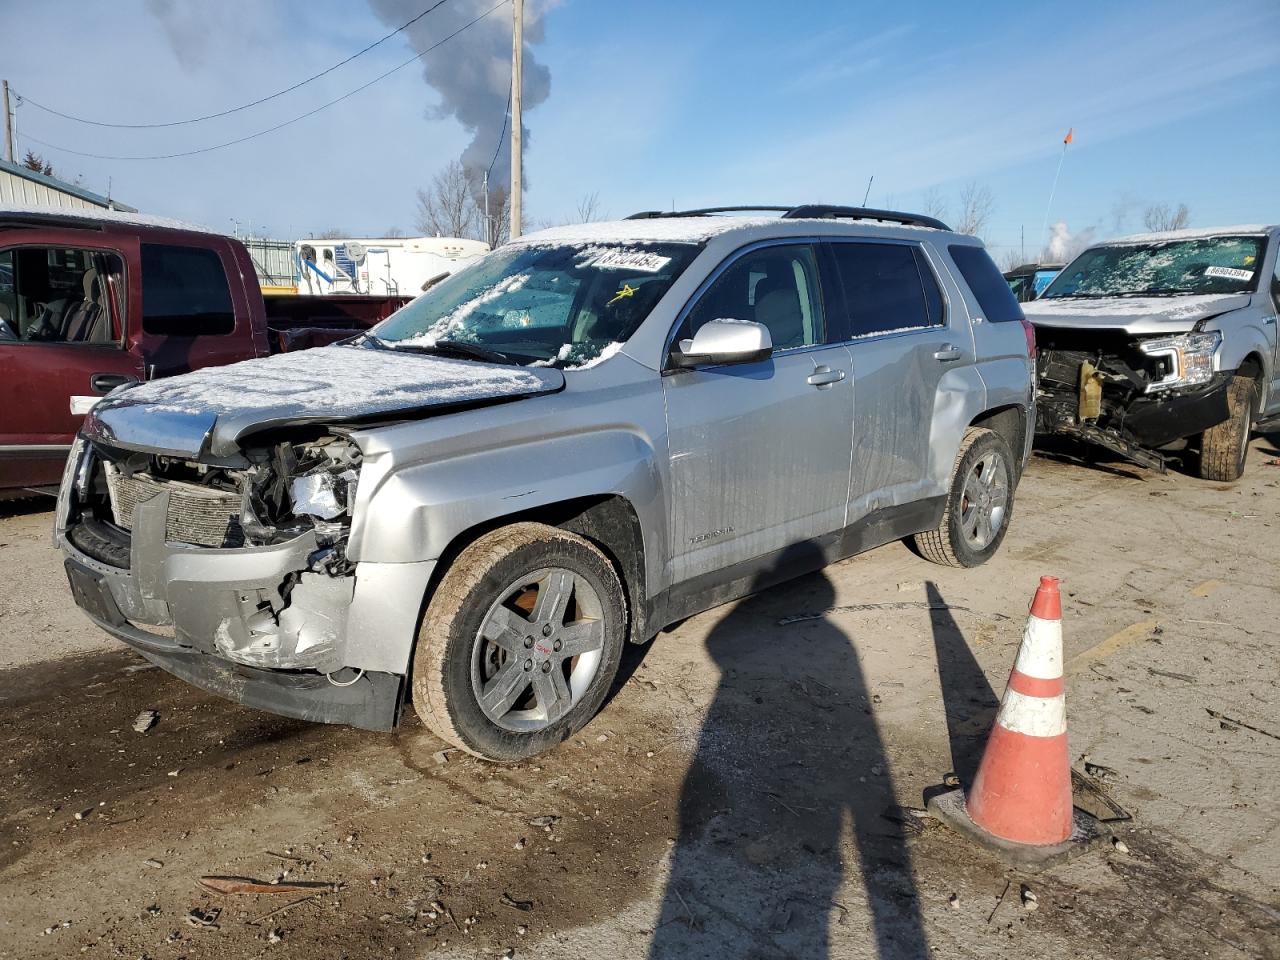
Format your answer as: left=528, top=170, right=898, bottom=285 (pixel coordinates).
left=1025, top=225, right=1280, bottom=479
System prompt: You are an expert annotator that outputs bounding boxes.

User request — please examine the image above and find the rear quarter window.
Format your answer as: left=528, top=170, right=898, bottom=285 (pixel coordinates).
left=141, top=244, right=235, bottom=336
left=948, top=245, right=1025, bottom=323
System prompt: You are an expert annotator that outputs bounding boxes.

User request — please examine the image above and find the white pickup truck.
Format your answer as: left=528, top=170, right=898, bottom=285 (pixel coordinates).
left=1025, top=224, right=1280, bottom=479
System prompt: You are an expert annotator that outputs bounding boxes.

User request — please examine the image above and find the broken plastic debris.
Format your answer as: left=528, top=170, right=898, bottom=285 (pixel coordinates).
left=499, top=893, right=533, bottom=912
left=186, top=906, right=221, bottom=928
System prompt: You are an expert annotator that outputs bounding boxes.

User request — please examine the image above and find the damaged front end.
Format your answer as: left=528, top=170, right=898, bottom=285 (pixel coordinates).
left=1035, top=328, right=1229, bottom=471
left=56, top=429, right=406, bottom=730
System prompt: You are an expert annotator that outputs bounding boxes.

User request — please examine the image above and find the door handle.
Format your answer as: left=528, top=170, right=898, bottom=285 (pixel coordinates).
left=933, top=345, right=962, bottom=362
left=90, top=373, right=137, bottom=395
left=807, top=366, right=847, bottom=387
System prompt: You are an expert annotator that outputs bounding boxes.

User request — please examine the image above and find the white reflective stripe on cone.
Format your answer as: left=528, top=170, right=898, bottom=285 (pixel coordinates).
left=996, top=688, right=1067, bottom=738
left=1012, top=615, right=1063, bottom=681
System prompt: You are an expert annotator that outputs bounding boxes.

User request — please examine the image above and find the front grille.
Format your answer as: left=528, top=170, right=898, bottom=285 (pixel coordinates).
left=105, top=465, right=244, bottom=547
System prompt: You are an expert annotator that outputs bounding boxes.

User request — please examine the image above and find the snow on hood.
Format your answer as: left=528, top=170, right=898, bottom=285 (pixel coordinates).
left=1023, top=293, right=1252, bottom=335
left=88, top=345, right=564, bottom=458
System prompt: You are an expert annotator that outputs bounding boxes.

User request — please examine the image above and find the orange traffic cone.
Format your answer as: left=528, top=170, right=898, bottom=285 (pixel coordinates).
left=928, top=576, right=1108, bottom=869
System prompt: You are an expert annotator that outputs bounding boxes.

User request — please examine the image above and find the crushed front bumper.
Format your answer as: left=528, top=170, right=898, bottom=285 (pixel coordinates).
left=64, top=551, right=403, bottom=730
left=1036, top=345, right=1233, bottom=470
left=57, top=469, right=434, bottom=731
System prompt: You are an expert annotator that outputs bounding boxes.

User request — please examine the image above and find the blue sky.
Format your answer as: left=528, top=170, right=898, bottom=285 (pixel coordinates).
left=3, top=0, right=1277, bottom=260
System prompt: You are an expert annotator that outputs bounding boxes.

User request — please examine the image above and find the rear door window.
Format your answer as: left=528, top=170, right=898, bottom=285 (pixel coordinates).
left=0, top=246, right=124, bottom=344
left=826, top=241, right=943, bottom=338
left=141, top=244, right=235, bottom=336
left=949, top=245, right=1026, bottom=323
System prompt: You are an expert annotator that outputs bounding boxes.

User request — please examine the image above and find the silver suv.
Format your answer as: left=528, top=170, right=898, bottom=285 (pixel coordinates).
left=56, top=205, right=1035, bottom=761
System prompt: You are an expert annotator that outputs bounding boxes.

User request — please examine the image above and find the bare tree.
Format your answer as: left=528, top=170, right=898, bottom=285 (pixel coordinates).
left=383, top=226, right=407, bottom=238
left=999, top=248, right=1025, bottom=271
left=415, top=160, right=478, bottom=238
left=575, top=191, right=605, bottom=223
left=920, top=186, right=948, bottom=223
left=1142, top=202, right=1190, bottom=233
left=315, top=228, right=348, bottom=240
left=954, top=182, right=995, bottom=239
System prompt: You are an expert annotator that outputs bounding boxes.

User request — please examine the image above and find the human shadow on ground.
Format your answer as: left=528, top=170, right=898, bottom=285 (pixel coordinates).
left=648, top=544, right=929, bottom=959
left=925, top=581, right=1000, bottom=787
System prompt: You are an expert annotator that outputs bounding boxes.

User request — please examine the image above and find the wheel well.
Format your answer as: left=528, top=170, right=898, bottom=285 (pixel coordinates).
left=425, top=495, right=649, bottom=644
left=1237, top=353, right=1266, bottom=410
left=969, top=405, right=1026, bottom=476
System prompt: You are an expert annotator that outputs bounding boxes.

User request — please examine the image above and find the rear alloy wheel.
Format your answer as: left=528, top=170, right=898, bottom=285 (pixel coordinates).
left=1198, top=375, right=1256, bottom=482
left=411, top=523, right=626, bottom=761
left=914, top=427, right=1015, bottom=568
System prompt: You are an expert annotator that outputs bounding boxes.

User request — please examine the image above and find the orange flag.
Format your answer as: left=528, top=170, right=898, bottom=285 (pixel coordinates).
left=1063, top=128, right=1074, bottom=145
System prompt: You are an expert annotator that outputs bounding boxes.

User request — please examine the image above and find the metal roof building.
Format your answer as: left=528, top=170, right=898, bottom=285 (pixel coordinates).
left=0, top=158, right=135, bottom=212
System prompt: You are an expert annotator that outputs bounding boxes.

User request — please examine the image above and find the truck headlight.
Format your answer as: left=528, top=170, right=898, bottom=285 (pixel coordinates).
left=1139, top=331, right=1221, bottom=392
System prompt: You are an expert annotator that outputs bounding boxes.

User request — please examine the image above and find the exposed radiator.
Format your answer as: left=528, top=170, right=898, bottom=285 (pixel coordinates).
left=105, top=466, right=244, bottom=548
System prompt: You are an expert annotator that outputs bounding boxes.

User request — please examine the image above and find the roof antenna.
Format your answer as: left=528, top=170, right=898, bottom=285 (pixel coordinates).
left=862, top=175, right=874, bottom=206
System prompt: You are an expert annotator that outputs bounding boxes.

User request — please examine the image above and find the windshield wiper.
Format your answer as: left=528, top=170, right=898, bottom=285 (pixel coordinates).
left=390, top=338, right=517, bottom=365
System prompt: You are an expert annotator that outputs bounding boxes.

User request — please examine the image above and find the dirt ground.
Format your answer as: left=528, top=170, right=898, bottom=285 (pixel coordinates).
left=2, top=437, right=1278, bottom=960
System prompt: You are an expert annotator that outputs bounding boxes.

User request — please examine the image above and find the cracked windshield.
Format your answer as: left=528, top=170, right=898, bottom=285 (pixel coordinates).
left=1042, top=235, right=1264, bottom=297
left=370, top=242, right=702, bottom=367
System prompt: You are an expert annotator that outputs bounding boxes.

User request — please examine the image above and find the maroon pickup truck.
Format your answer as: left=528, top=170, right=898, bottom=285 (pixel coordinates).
left=0, top=207, right=408, bottom=497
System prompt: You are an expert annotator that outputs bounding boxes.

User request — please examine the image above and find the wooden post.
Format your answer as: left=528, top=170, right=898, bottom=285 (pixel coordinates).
left=2, top=81, right=14, bottom=164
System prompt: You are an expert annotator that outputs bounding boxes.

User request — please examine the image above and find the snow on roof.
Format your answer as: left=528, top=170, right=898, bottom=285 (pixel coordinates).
left=515, top=216, right=783, bottom=246
left=514, top=213, right=953, bottom=247
left=1104, top=224, right=1276, bottom=245
left=0, top=202, right=217, bottom=234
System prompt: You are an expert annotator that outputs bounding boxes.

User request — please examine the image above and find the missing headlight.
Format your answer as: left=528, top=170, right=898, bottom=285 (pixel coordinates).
left=239, top=436, right=362, bottom=545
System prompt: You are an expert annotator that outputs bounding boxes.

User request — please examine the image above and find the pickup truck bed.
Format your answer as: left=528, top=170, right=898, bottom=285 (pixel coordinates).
left=0, top=206, right=408, bottom=496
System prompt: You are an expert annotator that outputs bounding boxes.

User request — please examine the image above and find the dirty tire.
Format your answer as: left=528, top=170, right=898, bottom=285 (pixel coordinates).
left=913, top=427, right=1015, bottom=568
left=411, top=522, right=626, bottom=762
left=1198, top=376, right=1256, bottom=482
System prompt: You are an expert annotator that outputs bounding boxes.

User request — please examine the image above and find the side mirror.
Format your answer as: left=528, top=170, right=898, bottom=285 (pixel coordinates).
left=669, top=318, right=773, bottom=369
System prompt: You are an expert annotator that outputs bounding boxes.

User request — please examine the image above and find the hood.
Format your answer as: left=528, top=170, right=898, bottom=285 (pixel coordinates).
left=1023, top=293, right=1252, bottom=335
left=86, top=344, right=564, bottom=458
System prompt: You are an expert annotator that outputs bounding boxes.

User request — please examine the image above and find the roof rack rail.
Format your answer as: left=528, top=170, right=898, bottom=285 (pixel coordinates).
left=782, top=205, right=949, bottom=231
left=625, top=204, right=950, bottom=231
left=626, top=206, right=791, bottom=220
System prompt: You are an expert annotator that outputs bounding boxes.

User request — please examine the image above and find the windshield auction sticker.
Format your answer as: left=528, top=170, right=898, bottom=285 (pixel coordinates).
left=588, top=250, right=673, bottom=273
left=1204, top=266, right=1254, bottom=282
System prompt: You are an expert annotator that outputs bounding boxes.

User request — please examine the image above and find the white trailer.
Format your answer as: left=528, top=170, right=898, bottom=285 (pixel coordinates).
left=295, top=236, right=489, bottom=297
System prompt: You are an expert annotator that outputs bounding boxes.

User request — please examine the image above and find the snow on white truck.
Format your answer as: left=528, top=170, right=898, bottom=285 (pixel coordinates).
left=1026, top=224, right=1280, bottom=479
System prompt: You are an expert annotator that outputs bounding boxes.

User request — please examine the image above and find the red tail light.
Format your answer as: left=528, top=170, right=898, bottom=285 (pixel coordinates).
left=1020, top=319, right=1037, bottom=359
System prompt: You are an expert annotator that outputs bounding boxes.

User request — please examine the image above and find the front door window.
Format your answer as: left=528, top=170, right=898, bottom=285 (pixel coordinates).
left=0, top=247, right=123, bottom=345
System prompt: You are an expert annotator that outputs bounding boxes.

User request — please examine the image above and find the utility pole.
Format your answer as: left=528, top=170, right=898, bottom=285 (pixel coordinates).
left=2, top=81, right=14, bottom=164
left=510, top=0, right=523, bottom=239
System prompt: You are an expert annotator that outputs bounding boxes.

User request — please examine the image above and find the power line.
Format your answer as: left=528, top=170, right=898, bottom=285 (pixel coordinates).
left=20, top=0, right=510, bottom=162
left=486, top=85, right=512, bottom=181
left=15, top=0, right=456, bottom=129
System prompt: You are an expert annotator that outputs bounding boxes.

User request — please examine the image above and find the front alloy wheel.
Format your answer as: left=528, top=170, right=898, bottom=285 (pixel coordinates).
left=472, top=568, right=606, bottom=732
left=412, top=523, right=626, bottom=761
